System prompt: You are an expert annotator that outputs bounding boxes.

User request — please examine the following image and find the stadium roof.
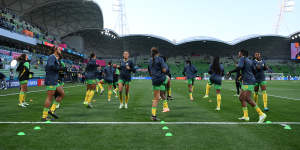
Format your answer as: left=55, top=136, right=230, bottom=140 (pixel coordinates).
left=1, top=0, right=104, bottom=38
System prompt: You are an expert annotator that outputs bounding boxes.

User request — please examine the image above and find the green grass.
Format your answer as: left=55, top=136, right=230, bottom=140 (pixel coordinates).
left=0, top=80, right=300, bottom=150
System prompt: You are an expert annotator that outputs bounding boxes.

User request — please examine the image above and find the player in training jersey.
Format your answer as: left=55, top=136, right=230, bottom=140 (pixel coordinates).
left=148, top=47, right=170, bottom=121
left=83, top=53, right=99, bottom=108
left=113, top=64, right=120, bottom=98
left=16, top=54, right=32, bottom=108
left=253, top=52, right=269, bottom=111
left=234, top=62, right=242, bottom=97
left=228, top=50, right=267, bottom=123
left=53, top=53, right=66, bottom=109
left=118, top=51, right=136, bottom=109
left=100, top=62, right=115, bottom=101
left=41, top=47, right=65, bottom=121
left=96, top=66, right=105, bottom=95
left=183, top=60, right=198, bottom=101
left=204, top=56, right=224, bottom=111
left=161, top=56, right=174, bottom=100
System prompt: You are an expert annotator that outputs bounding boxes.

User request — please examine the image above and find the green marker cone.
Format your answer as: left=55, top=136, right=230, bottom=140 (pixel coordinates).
left=265, top=121, right=272, bottom=124
left=160, top=121, right=165, bottom=124
left=165, top=132, right=173, bottom=136
left=284, top=125, right=292, bottom=130
left=162, top=126, right=169, bottom=130
left=17, top=132, right=26, bottom=136
left=45, top=120, right=52, bottom=124
left=34, top=126, right=41, bottom=130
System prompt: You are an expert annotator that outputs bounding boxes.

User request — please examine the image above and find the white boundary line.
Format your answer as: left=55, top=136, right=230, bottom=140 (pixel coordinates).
left=0, top=121, right=300, bottom=125
left=0, top=85, right=83, bottom=97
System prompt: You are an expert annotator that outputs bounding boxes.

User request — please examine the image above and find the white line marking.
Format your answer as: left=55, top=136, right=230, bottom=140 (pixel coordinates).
left=0, top=122, right=300, bottom=125
left=0, top=85, right=83, bottom=97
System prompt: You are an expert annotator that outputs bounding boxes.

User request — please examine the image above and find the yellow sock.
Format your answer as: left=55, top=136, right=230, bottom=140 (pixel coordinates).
left=205, top=83, right=211, bottom=96
left=262, top=90, right=268, bottom=108
left=108, top=90, right=112, bottom=100
left=42, top=108, right=49, bottom=118
left=152, top=106, right=157, bottom=116
left=84, top=90, right=90, bottom=104
left=50, top=101, right=59, bottom=112
left=255, top=106, right=264, bottom=116
left=189, top=92, right=193, bottom=99
left=242, top=107, right=248, bottom=118
left=192, top=86, right=194, bottom=92
left=125, top=94, right=129, bottom=104
left=217, top=94, right=221, bottom=108
left=168, top=88, right=171, bottom=96
left=163, top=100, right=169, bottom=109
left=119, top=94, right=123, bottom=104
left=253, top=92, right=258, bottom=104
left=23, top=92, right=26, bottom=103
left=96, top=86, right=99, bottom=92
left=87, top=90, right=95, bottom=103
left=19, top=92, right=24, bottom=104
left=98, top=83, right=104, bottom=91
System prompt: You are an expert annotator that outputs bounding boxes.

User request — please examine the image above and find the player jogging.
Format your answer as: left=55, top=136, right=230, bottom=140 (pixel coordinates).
left=100, top=62, right=114, bottom=101
left=118, top=51, right=136, bottom=109
left=253, top=52, right=269, bottom=111
left=161, top=56, right=174, bottom=100
left=148, top=47, right=170, bottom=121
left=183, top=60, right=198, bottom=101
left=113, top=64, right=120, bottom=98
left=83, top=53, right=99, bottom=108
left=41, top=47, right=65, bottom=121
left=204, top=56, right=224, bottom=111
left=228, top=50, right=267, bottom=123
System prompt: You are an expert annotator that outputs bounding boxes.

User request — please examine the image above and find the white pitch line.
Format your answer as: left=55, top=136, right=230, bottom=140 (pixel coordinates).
left=0, top=85, right=83, bottom=97
left=0, top=121, right=300, bottom=125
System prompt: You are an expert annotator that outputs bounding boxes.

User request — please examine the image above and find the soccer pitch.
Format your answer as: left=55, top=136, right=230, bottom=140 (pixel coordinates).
left=0, top=80, right=300, bottom=150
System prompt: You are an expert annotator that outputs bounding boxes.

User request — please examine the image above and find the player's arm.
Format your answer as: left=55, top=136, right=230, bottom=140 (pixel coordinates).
left=228, top=58, right=244, bottom=75
left=182, top=66, right=186, bottom=76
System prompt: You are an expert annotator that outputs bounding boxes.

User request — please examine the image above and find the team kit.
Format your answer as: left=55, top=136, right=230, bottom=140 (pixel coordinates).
left=15, top=47, right=268, bottom=123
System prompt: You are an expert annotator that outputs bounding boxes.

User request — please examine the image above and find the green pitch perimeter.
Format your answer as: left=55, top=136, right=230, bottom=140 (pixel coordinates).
left=0, top=80, right=300, bottom=150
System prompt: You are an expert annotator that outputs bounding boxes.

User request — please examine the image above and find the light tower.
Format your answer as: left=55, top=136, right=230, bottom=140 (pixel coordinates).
left=274, top=0, right=295, bottom=34
left=113, top=0, right=129, bottom=36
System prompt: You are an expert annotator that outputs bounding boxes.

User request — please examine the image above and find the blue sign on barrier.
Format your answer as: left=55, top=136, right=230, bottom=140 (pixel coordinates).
left=132, top=77, right=152, bottom=80
left=28, top=79, right=38, bottom=87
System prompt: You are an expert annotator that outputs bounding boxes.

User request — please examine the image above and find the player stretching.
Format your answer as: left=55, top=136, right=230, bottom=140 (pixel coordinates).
left=101, top=62, right=114, bottom=101
left=253, top=52, right=269, bottom=111
left=41, top=47, right=65, bottom=121
left=183, top=60, right=198, bottom=101
left=16, top=54, right=31, bottom=107
left=228, top=50, right=266, bottom=123
left=148, top=47, right=170, bottom=121
left=161, top=56, right=174, bottom=100
left=206, top=56, right=224, bottom=110
left=113, top=64, right=120, bottom=98
left=83, top=53, right=99, bottom=108
left=118, top=51, right=136, bottom=109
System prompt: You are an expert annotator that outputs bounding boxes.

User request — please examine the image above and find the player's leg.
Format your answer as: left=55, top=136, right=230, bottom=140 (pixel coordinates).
left=188, top=79, right=193, bottom=100
left=124, top=82, right=130, bottom=109
left=107, top=83, right=113, bottom=101
left=166, top=76, right=173, bottom=100
left=49, top=85, right=65, bottom=118
left=83, top=82, right=91, bottom=105
left=41, top=87, right=56, bottom=121
left=86, top=83, right=96, bottom=108
left=18, top=82, right=27, bottom=107
left=261, top=81, right=268, bottom=111
left=244, top=85, right=266, bottom=123
left=97, top=80, right=104, bottom=95
left=235, top=80, right=240, bottom=96
left=253, top=83, right=259, bottom=104
left=161, top=77, right=170, bottom=112
left=215, top=85, right=222, bottom=111
left=152, top=88, right=160, bottom=121
left=118, top=80, right=124, bottom=108
left=238, top=91, right=249, bottom=121
left=203, top=80, right=211, bottom=98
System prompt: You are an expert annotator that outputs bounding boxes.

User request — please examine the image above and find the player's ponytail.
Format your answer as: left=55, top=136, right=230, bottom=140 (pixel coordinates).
left=90, top=53, right=95, bottom=60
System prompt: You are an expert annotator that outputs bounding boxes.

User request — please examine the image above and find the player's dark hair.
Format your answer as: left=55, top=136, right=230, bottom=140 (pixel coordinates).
left=240, top=50, right=248, bottom=57
left=17, top=54, right=26, bottom=62
left=212, top=56, right=221, bottom=75
left=186, top=60, right=191, bottom=66
left=151, top=47, right=159, bottom=66
left=90, top=53, right=96, bottom=60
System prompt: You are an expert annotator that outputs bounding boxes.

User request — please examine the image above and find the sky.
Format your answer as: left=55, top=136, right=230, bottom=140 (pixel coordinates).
left=95, top=0, right=300, bottom=42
